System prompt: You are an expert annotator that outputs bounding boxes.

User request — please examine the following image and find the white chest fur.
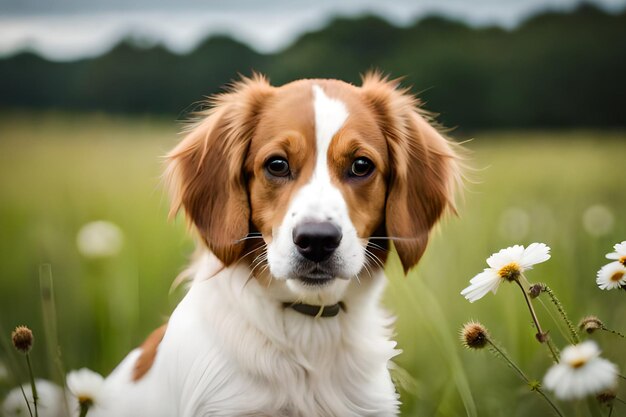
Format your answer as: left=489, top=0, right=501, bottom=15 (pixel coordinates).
left=98, top=257, right=400, bottom=417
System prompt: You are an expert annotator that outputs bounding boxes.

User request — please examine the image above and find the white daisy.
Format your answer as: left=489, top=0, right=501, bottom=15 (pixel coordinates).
left=596, top=261, right=626, bottom=290
left=67, top=368, right=107, bottom=412
left=461, top=243, right=551, bottom=303
left=76, top=221, right=124, bottom=258
left=543, top=341, right=618, bottom=400
left=605, top=240, right=626, bottom=266
left=2, top=379, right=65, bottom=417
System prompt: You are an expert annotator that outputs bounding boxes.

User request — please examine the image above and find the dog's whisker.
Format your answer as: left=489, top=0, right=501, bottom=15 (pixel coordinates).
left=237, top=245, right=265, bottom=263
left=242, top=274, right=255, bottom=290
left=366, top=241, right=389, bottom=252
left=231, top=244, right=267, bottom=270
left=241, top=263, right=266, bottom=293
left=250, top=253, right=268, bottom=269
left=251, top=253, right=268, bottom=268
left=239, top=249, right=269, bottom=293
left=366, top=247, right=385, bottom=264
left=364, top=264, right=374, bottom=279
left=364, top=249, right=385, bottom=270
left=260, top=265, right=272, bottom=288
left=366, top=258, right=383, bottom=272
left=249, top=252, right=268, bottom=273
left=250, top=254, right=266, bottom=271
left=251, top=260, right=267, bottom=272
left=368, top=235, right=426, bottom=242
left=233, top=235, right=265, bottom=243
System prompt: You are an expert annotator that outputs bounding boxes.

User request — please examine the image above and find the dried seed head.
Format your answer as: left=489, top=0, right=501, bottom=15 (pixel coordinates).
left=528, top=283, right=545, bottom=299
left=579, top=316, right=604, bottom=334
left=596, top=389, right=616, bottom=404
left=460, top=321, right=490, bottom=349
left=535, top=331, right=550, bottom=343
left=11, top=326, right=33, bottom=354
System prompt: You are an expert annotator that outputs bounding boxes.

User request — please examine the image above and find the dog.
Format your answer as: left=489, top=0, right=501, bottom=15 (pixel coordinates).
left=93, top=73, right=459, bottom=417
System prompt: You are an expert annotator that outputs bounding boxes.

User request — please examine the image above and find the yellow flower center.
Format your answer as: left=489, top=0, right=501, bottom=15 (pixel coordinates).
left=619, top=256, right=626, bottom=266
left=78, top=396, right=94, bottom=407
left=610, top=270, right=624, bottom=282
left=498, top=262, right=521, bottom=281
left=568, top=357, right=588, bottom=369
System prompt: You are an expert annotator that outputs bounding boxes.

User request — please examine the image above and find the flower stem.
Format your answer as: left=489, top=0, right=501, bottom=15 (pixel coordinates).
left=18, top=383, right=34, bottom=417
left=542, top=285, right=580, bottom=344
left=487, top=340, right=563, bottom=417
left=25, top=354, right=39, bottom=417
left=487, top=340, right=528, bottom=382
left=547, top=338, right=560, bottom=359
left=534, top=388, right=564, bottom=417
left=601, top=326, right=625, bottom=339
left=79, top=403, right=90, bottom=417
left=514, top=279, right=560, bottom=363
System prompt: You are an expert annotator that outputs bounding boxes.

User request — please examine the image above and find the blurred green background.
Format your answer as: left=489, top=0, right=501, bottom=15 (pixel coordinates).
left=1, top=2, right=625, bottom=416
left=0, top=114, right=624, bottom=416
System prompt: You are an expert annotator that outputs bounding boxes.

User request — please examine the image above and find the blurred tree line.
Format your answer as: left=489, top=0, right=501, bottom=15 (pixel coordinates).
left=0, top=4, right=624, bottom=129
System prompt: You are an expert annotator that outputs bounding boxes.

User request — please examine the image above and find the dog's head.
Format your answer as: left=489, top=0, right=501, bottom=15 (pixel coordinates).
left=166, top=73, right=459, bottom=302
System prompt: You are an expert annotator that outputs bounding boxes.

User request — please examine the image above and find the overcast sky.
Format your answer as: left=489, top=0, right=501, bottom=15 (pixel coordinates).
left=1, top=0, right=624, bottom=61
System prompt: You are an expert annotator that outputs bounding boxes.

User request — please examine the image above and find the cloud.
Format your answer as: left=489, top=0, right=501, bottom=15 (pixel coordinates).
left=0, top=0, right=624, bottom=61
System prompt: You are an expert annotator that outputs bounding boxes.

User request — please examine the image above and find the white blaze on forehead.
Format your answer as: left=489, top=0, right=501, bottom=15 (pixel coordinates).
left=312, top=85, right=349, bottom=178
left=265, top=84, right=364, bottom=285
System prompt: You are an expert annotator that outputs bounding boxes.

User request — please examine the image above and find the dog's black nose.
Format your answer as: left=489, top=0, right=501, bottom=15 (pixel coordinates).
left=293, top=221, right=342, bottom=262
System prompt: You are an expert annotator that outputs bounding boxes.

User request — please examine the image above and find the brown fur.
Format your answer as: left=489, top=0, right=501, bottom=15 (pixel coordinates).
left=165, top=73, right=458, bottom=272
left=245, top=81, right=317, bottom=248
left=360, top=72, right=459, bottom=272
left=137, top=73, right=459, bottom=381
left=132, top=324, right=168, bottom=381
left=165, top=74, right=274, bottom=266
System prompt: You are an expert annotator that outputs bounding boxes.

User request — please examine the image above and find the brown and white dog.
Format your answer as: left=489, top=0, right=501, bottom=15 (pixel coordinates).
left=94, top=73, right=459, bottom=417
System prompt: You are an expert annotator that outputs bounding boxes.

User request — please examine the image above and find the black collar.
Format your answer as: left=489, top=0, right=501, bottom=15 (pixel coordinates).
left=283, top=301, right=346, bottom=318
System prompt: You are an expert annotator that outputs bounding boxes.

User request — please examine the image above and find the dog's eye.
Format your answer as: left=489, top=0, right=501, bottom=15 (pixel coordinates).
left=265, top=157, right=291, bottom=177
left=349, top=157, right=374, bottom=178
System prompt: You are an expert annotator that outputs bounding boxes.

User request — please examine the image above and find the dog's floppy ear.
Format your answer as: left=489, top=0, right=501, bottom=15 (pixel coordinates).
left=165, top=75, right=274, bottom=266
left=361, top=73, right=460, bottom=273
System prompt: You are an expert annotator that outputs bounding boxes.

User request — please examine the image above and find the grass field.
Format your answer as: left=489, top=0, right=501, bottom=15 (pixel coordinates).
left=0, top=112, right=624, bottom=416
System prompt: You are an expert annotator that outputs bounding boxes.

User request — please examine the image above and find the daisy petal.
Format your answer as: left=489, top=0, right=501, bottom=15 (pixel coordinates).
left=606, top=241, right=626, bottom=259
left=486, top=245, right=524, bottom=269
left=468, top=269, right=497, bottom=284
left=520, top=242, right=551, bottom=269
left=461, top=270, right=500, bottom=302
left=544, top=362, right=568, bottom=392
left=66, top=368, right=107, bottom=410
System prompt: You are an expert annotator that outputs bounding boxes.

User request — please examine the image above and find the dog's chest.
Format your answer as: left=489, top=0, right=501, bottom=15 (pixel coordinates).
left=154, top=272, right=400, bottom=416
left=182, top=328, right=398, bottom=417
left=165, top=303, right=399, bottom=416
